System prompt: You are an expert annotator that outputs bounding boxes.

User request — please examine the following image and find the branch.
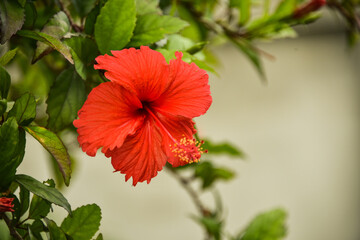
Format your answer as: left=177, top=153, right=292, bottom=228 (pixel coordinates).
left=327, top=1, right=360, bottom=31
left=58, top=0, right=83, bottom=32
left=179, top=1, right=275, bottom=60
left=0, top=213, right=24, bottom=240
left=166, top=166, right=210, bottom=217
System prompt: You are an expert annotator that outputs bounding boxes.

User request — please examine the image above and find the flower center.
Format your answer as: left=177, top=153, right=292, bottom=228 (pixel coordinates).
left=143, top=105, right=207, bottom=163
left=170, top=137, right=207, bottom=164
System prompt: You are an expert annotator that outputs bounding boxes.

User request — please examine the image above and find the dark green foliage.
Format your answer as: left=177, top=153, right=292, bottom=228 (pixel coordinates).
left=0, top=118, right=25, bottom=191
left=33, top=11, right=71, bottom=63
left=45, top=218, right=68, bottom=240
left=15, top=174, right=72, bottom=214
left=17, top=185, right=30, bottom=219
left=0, top=99, right=6, bottom=116
left=0, top=66, right=11, bottom=99
left=0, top=0, right=25, bottom=44
left=65, top=37, right=99, bottom=80
left=71, top=0, right=97, bottom=18
left=46, top=67, right=86, bottom=132
left=7, top=92, right=36, bottom=126
left=28, top=194, right=52, bottom=219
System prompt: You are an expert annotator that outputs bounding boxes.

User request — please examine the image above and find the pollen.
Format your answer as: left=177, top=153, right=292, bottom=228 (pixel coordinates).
left=170, top=137, right=208, bottom=164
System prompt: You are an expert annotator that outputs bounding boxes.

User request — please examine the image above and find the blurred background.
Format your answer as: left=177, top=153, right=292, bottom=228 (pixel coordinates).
left=13, top=8, right=360, bottom=240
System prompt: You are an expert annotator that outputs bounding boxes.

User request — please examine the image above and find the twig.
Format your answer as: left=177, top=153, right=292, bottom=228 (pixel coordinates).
left=179, top=1, right=277, bottom=60
left=327, top=1, right=360, bottom=31
left=16, top=217, right=29, bottom=227
left=58, top=0, right=83, bottom=32
left=166, top=166, right=210, bottom=216
left=0, top=213, right=24, bottom=240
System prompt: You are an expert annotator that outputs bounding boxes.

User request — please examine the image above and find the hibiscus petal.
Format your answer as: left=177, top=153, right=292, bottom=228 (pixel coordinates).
left=106, top=118, right=167, bottom=186
left=153, top=51, right=212, bottom=118
left=94, top=46, right=169, bottom=102
left=73, top=82, right=143, bottom=156
left=155, top=111, right=197, bottom=167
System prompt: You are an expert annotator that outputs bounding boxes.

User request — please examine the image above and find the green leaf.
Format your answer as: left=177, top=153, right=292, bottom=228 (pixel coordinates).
left=15, top=174, right=71, bottom=214
left=0, top=117, right=19, bottom=160
left=135, top=0, right=161, bottom=15
left=33, top=11, right=71, bottom=63
left=0, top=0, right=25, bottom=44
left=0, top=65, right=11, bottom=99
left=230, top=0, right=251, bottom=25
left=202, top=139, right=245, bottom=158
left=271, top=0, right=297, bottom=20
left=238, top=208, right=287, bottom=240
left=24, top=126, right=72, bottom=186
left=27, top=225, right=36, bottom=240
left=165, top=34, right=195, bottom=51
left=47, top=67, right=86, bottom=131
left=195, top=162, right=235, bottom=189
left=257, top=23, right=297, bottom=40
left=45, top=218, right=67, bottom=240
left=17, top=0, right=26, bottom=7
left=28, top=194, right=52, bottom=219
left=186, top=41, right=208, bottom=54
left=177, top=5, right=206, bottom=42
left=128, top=14, right=188, bottom=47
left=8, top=92, right=36, bottom=126
left=0, top=48, right=18, bottom=66
left=71, top=0, right=97, bottom=18
left=0, top=99, right=6, bottom=116
left=18, top=185, right=30, bottom=218
left=0, top=118, right=25, bottom=191
left=193, top=216, right=223, bottom=240
left=6, top=101, right=14, bottom=112
left=231, top=39, right=265, bottom=80
left=65, top=37, right=99, bottom=80
left=61, top=204, right=102, bottom=240
left=30, top=219, right=46, bottom=239
left=23, top=1, right=37, bottom=29
left=84, top=5, right=100, bottom=35
left=17, top=30, right=73, bottom=64
left=95, top=0, right=136, bottom=54
left=94, top=233, right=103, bottom=240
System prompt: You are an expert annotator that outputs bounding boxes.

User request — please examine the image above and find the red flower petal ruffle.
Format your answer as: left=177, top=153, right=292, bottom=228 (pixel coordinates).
left=0, top=197, right=14, bottom=212
left=105, top=118, right=167, bottom=186
left=94, top=46, right=170, bottom=102
left=73, top=82, right=144, bottom=156
left=153, top=52, right=212, bottom=119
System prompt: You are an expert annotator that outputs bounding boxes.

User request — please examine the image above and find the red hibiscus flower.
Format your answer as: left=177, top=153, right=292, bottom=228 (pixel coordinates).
left=74, top=46, right=212, bottom=186
left=0, top=197, right=14, bottom=212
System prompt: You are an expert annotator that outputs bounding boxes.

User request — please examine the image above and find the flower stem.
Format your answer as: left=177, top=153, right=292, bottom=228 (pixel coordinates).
left=166, top=166, right=210, bottom=216
left=0, top=213, right=24, bottom=240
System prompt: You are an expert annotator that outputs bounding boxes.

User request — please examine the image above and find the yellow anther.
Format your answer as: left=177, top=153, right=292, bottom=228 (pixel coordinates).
left=169, top=137, right=207, bottom=163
